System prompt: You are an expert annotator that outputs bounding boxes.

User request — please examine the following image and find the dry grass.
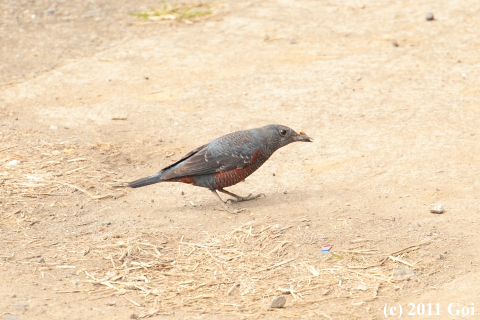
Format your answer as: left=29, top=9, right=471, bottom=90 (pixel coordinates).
left=83, top=220, right=432, bottom=318
left=0, top=137, right=126, bottom=209
left=131, top=1, right=223, bottom=25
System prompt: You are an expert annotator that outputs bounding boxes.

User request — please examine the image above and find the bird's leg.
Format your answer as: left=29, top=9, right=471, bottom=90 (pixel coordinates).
left=218, top=189, right=265, bottom=204
left=210, top=190, right=245, bottom=214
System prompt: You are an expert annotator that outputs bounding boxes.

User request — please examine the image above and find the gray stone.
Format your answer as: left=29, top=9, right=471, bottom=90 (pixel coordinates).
left=426, top=12, right=434, bottom=21
left=10, top=305, right=26, bottom=312
left=395, top=268, right=415, bottom=276
left=394, top=268, right=405, bottom=275
left=429, top=204, right=444, bottom=214
left=269, top=296, right=286, bottom=308
left=44, top=8, right=56, bottom=14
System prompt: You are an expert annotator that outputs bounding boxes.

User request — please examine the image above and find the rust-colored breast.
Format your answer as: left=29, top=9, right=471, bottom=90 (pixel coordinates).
left=212, top=150, right=262, bottom=189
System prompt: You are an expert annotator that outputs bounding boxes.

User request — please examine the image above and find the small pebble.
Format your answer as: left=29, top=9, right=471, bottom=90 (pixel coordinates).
left=106, top=301, right=116, bottom=306
left=394, top=268, right=405, bottom=275
left=392, top=40, right=399, bottom=47
left=269, top=296, right=286, bottom=308
left=44, top=8, right=56, bottom=14
left=429, top=204, right=444, bottom=214
left=437, top=254, right=444, bottom=259
left=395, top=268, right=415, bottom=276
left=180, top=191, right=184, bottom=195
left=38, top=257, right=45, bottom=263
left=425, top=12, right=434, bottom=21
left=3, top=315, right=18, bottom=320
left=355, top=284, right=367, bottom=291
left=10, top=305, right=26, bottom=312
left=6, top=160, right=19, bottom=166
left=289, top=39, right=296, bottom=44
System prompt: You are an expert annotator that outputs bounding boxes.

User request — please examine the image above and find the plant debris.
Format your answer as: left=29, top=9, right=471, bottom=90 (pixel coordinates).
left=131, top=1, right=222, bottom=24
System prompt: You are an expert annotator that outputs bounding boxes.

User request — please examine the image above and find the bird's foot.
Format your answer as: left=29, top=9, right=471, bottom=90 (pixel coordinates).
left=226, top=193, right=265, bottom=204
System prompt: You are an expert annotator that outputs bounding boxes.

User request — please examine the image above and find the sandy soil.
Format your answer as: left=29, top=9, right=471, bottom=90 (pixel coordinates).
left=1, top=0, right=480, bottom=319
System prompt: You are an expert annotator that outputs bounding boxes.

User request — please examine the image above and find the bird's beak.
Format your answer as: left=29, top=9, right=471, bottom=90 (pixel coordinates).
left=295, top=131, right=313, bottom=142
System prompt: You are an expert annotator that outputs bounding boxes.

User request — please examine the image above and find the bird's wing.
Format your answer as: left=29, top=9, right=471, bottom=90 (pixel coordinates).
left=161, top=132, right=260, bottom=180
left=158, top=143, right=209, bottom=174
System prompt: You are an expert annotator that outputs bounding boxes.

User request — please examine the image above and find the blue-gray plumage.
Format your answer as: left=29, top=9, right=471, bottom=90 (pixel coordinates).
left=128, top=124, right=313, bottom=212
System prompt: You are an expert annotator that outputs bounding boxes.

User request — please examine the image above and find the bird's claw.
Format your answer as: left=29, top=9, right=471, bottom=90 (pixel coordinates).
left=226, top=193, right=265, bottom=204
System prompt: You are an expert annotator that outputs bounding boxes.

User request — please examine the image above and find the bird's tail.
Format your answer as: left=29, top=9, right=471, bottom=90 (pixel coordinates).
left=127, top=173, right=164, bottom=188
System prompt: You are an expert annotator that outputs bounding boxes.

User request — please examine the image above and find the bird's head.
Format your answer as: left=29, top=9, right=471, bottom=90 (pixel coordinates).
left=265, top=124, right=313, bottom=149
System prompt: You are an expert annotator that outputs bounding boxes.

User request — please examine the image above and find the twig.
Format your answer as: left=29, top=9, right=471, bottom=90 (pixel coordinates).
left=227, top=283, right=239, bottom=295
left=60, top=182, right=94, bottom=198
left=0, top=145, right=17, bottom=153
left=66, top=158, right=87, bottom=162
left=179, top=241, right=214, bottom=247
left=4, top=209, right=21, bottom=219
left=388, top=255, right=413, bottom=267
left=256, top=258, right=296, bottom=272
left=64, top=166, right=89, bottom=175
left=123, top=296, right=142, bottom=307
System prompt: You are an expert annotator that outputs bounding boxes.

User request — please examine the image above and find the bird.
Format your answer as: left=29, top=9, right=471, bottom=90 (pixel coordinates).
left=128, top=124, right=313, bottom=213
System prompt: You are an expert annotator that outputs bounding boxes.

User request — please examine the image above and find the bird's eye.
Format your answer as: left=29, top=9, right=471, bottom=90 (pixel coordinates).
left=279, top=129, right=287, bottom=136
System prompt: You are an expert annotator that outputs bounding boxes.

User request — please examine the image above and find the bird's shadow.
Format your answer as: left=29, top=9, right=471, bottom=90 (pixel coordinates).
left=149, top=188, right=318, bottom=215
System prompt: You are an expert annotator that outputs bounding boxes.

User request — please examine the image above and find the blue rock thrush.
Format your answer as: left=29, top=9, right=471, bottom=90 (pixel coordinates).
left=128, top=124, right=313, bottom=212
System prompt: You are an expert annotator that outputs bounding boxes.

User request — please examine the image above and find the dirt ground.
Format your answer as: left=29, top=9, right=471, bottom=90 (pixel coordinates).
left=1, top=0, right=480, bottom=319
